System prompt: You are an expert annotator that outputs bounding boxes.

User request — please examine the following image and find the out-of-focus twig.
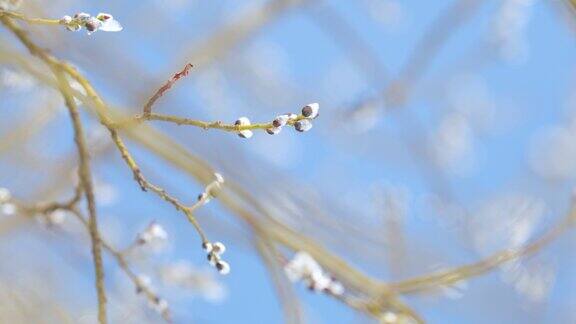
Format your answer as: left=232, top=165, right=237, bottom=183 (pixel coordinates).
left=0, top=104, right=60, bottom=155
left=255, top=236, right=304, bottom=324
left=347, top=0, right=482, bottom=112
left=306, top=1, right=388, bottom=85
left=68, top=208, right=172, bottom=322
left=17, top=200, right=172, bottom=322
left=391, top=203, right=576, bottom=294
left=173, top=0, right=313, bottom=73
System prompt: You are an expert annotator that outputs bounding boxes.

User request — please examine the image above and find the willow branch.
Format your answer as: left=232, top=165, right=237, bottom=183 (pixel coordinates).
left=127, top=112, right=308, bottom=132
left=54, top=70, right=107, bottom=324
left=17, top=199, right=171, bottom=323
left=0, top=14, right=107, bottom=323
left=0, top=15, right=210, bottom=246
left=68, top=208, right=172, bottom=322
left=142, top=63, right=193, bottom=117
left=255, top=236, right=304, bottom=324
left=0, top=10, right=61, bottom=26
left=391, top=204, right=576, bottom=294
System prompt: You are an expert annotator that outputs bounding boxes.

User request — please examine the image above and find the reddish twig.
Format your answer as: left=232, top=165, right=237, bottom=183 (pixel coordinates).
left=142, top=63, right=193, bottom=116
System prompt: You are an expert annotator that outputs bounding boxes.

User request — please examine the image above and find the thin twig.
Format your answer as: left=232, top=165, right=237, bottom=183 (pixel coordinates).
left=17, top=199, right=172, bottom=323
left=0, top=16, right=210, bottom=246
left=129, top=112, right=307, bottom=131
left=391, top=205, right=576, bottom=294
left=54, top=70, right=107, bottom=324
left=0, top=10, right=61, bottom=26
left=142, top=63, right=193, bottom=117
left=68, top=208, right=172, bottom=322
left=255, top=236, right=303, bottom=324
left=0, top=14, right=109, bottom=323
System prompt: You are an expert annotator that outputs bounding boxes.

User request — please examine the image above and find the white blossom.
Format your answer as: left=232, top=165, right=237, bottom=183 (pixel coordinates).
left=301, top=103, right=320, bottom=119
left=431, top=112, right=475, bottom=174
left=137, top=221, right=168, bottom=246
left=500, top=261, right=556, bottom=302
left=202, top=242, right=213, bottom=253
left=135, top=274, right=153, bottom=294
left=84, top=17, right=102, bottom=35
left=214, top=172, right=225, bottom=184
left=65, top=23, right=81, bottom=32
left=308, top=270, right=331, bottom=292
left=73, top=12, right=91, bottom=23
left=149, top=298, right=169, bottom=315
left=159, top=261, right=227, bottom=302
left=471, top=194, right=544, bottom=256
left=0, top=203, right=16, bottom=216
left=94, top=179, right=118, bottom=207
left=327, top=281, right=345, bottom=296
left=215, top=260, right=230, bottom=275
left=212, top=242, right=226, bottom=255
left=60, top=15, right=73, bottom=25
left=491, top=0, right=535, bottom=63
left=63, top=12, right=123, bottom=35
left=0, top=187, right=11, bottom=204
left=0, top=69, right=36, bottom=91
left=294, top=119, right=313, bottom=132
left=381, top=311, right=398, bottom=323
left=197, top=192, right=211, bottom=204
left=266, top=127, right=282, bottom=135
left=204, top=241, right=231, bottom=275
left=272, top=114, right=289, bottom=128
left=284, top=251, right=344, bottom=295
left=96, top=13, right=123, bottom=32
left=286, top=113, right=298, bottom=121
left=284, top=251, right=321, bottom=282
left=46, top=209, right=67, bottom=226
left=234, top=117, right=253, bottom=139
left=207, top=253, right=217, bottom=267
left=529, top=122, right=576, bottom=180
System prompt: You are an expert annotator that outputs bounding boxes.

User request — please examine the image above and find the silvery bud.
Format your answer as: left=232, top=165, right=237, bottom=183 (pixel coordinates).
left=235, top=117, right=253, bottom=139
left=301, top=103, right=319, bottom=119
left=294, top=119, right=313, bottom=132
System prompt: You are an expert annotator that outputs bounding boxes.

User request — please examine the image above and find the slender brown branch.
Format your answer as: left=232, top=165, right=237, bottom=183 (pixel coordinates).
left=120, top=60, right=309, bottom=133
left=17, top=197, right=172, bottom=323
left=31, top=183, right=83, bottom=215
left=142, top=63, right=193, bottom=117
left=0, top=16, right=210, bottom=247
left=133, top=112, right=307, bottom=131
left=54, top=70, right=107, bottom=324
left=68, top=208, right=172, bottom=322
left=0, top=15, right=108, bottom=323
left=53, top=62, right=214, bottom=243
